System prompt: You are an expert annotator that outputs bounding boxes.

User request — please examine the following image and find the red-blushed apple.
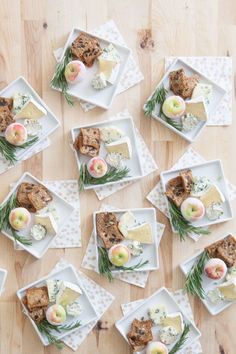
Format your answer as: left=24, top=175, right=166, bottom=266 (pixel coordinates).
left=46, top=304, right=67, bottom=326
left=5, top=123, right=28, bottom=146
left=9, top=207, right=31, bottom=230
left=87, top=157, right=108, bottom=178
left=204, top=258, right=227, bottom=280
left=162, top=95, right=186, bottom=119
left=146, top=341, right=168, bottom=354
left=180, top=197, right=205, bottom=222
left=64, top=60, right=86, bottom=84
left=108, top=244, right=130, bottom=267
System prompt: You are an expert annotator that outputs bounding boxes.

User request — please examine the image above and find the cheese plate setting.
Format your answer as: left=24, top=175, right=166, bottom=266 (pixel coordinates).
left=143, top=58, right=226, bottom=143
left=0, top=172, right=75, bottom=258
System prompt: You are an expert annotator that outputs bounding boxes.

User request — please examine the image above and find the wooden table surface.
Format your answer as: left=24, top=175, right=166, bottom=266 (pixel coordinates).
left=0, top=0, right=236, bottom=353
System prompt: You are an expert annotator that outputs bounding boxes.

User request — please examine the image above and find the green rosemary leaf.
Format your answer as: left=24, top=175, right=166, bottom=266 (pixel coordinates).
left=169, top=323, right=190, bottom=354
left=0, top=136, right=39, bottom=164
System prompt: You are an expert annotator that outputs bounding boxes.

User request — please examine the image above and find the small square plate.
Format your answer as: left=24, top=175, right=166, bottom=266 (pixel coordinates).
left=0, top=76, right=60, bottom=161
left=0, top=268, right=7, bottom=295
left=71, top=116, right=143, bottom=189
left=116, top=287, right=201, bottom=353
left=0, top=172, right=75, bottom=258
left=180, top=233, right=236, bottom=315
left=52, top=28, right=131, bottom=109
left=93, top=208, right=159, bottom=273
left=160, top=160, right=233, bottom=232
left=144, top=58, right=226, bottom=143
left=17, top=265, right=98, bottom=346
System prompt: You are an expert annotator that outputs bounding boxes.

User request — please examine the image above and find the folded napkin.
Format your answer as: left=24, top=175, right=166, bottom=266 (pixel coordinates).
left=53, top=20, right=143, bottom=112
left=165, top=56, right=233, bottom=126
left=147, top=147, right=236, bottom=241
left=81, top=204, right=165, bottom=288
left=121, top=289, right=202, bottom=353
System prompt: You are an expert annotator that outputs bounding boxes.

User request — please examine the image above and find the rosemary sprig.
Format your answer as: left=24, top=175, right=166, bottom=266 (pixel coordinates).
left=169, top=323, right=190, bottom=354
left=50, top=47, right=74, bottom=106
left=168, top=200, right=210, bottom=241
left=0, top=194, right=32, bottom=246
left=98, top=246, right=149, bottom=281
left=79, top=164, right=130, bottom=191
left=184, top=250, right=209, bottom=299
left=0, top=136, right=39, bottom=164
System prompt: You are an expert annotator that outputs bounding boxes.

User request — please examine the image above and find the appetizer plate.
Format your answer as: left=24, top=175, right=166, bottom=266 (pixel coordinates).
left=160, top=160, right=233, bottom=231
left=180, top=233, right=236, bottom=315
left=0, top=172, right=75, bottom=258
left=0, top=76, right=60, bottom=161
left=93, top=208, right=159, bottom=273
left=116, top=287, right=201, bottom=353
left=0, top=268, right=7, bottom=295
left=53, top=27, right=130, bottom=109
left=71, top=116, right=143, bottom=189
left=144, top=58, right=226, bottom=143
left=17, top=265, right=98, bottom=346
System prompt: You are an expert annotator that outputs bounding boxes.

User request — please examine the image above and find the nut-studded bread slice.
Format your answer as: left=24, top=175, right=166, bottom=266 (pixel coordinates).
left=27, top=185, right=52, bottom=211
left=169, top=68, right=199, bottom=99
left=180, top=169, right=193, bottom=193
left=0, top=106, right=14, bottom=132
left=71, top=33, right=103, bottom=67
left=74, top=128, right=100, bottom=157
left=17, top=183, right=37, bottom=212
left=206, top=235, right=236, bottom=267
left=29, top=307, right=47, bottom=323
left=25, top=286, right=49, bottom=311
left=0, top=97, right=13, bottom=110
left=165, top=176, right=190, bottom=207
left=127, top=319, right=153, bottom=352
left=96, top=212, right=124, bottom=249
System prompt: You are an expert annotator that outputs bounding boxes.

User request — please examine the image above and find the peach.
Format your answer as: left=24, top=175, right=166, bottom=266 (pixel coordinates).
left=146, top=341, right=168, bottom=354
left=87, top=157, right=108, bottom=178
left=204, top=258, right=227, bottom=280
left=180, top=197, right=205, bottom=222
left=46, top=304, right=66, bottom=326
left=64, top=60, right=86, bottom=84
left=162, top=95, right=186, bottom=119
left=9, top=207, right=31, bottom=230
left=108, top=244, right=130, bottom=267
left=5, top=123, right=28, bottom=146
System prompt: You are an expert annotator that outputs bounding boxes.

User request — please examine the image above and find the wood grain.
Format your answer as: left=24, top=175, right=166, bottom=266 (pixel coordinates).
left=0, top=0, right=235, bottom=353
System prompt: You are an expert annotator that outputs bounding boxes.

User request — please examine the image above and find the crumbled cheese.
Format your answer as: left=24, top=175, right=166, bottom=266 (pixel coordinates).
left=226, top=266, right=236, bottom=281
left=91, top=73, right=107, bottom=90
left=24, top=119, right=42, bottom=136
left=159, top=326, right=178, bottom=345
left=127, top=240, right=143, bottom=256
left=105, top=152, right=124, bottom=169
left=30, top=224, right=47, bottom=241
left=191, top=176, right=212, bottom=197
left=207, top=288, right=223, bottom=304
left=206, top=202, right=224, bottom=221
left=66, top=302, right=83, bottom=317
left=181, top=113, right=199, bottom=132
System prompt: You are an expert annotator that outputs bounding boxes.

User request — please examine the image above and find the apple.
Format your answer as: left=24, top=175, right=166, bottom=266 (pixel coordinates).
left=9, top=207, right=31, bottom=230
left=64, top=60, right=86, bottom=84
left=87, top=157, right=108, bottom=178
left=108, top=244, right=130, bottom=267
left=46, top=304, right=67, bottom=326
left=180, top=197, right=205, bottom=222
left=204, top=258, right=227, bottom=280
left=146, top=341, right=168, bottom=354
left=162, top=95, right=186, bottom=119
left=5, top=123, right=28, bottom=146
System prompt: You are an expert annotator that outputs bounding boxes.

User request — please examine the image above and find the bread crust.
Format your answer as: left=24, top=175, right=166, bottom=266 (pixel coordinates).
left=71, top=33, right=103, bottom=67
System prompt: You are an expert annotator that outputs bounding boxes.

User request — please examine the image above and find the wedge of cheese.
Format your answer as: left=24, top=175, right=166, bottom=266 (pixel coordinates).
left=191, top=83, right=212, bottom=105
left=118, top=211, right=136, bottom=237
left=126, top=223, right=153, bottom=244
left=162, top=312, right=184, bottom=334
left=56, top=281, right=82, bottom=307
left=200, top=184, right=225, bottom=208
left=14, top=97, right=47, bottom=120
left=34, top=213, right=58, bottom=236
left=98, top=44, right=120, bottom=84
left=98, top=59, right=117, bottom=80
left=218, top=279, right=236, bottom=301
left=185, top=100, right=207, bottom=121
left=46, top=279, right=62, bottom=302
left=100, top=125, right=124, bottom=143
left=105, top=136, right=132, bottom=159
left=148, top=304, right=166, bottom=325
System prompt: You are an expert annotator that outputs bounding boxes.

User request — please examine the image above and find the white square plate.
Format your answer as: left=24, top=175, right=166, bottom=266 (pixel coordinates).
left=160, top=160, right=233, bottom=231
left=17, top=265, right=98, bottom=346
left=0, top=76, right=60, bottom=161
left=71, top=116, right=143, bottom=190
left=0, top=172, right=75, bottom=258
left=93, top=208, right=159, bottom=273
left=52, top=28, right=130, bottom=109
left=144, top=58, right=226, bottom=143
left=116, top=287, right=201, bottom=353
left=180, top=233, right=236, bottom=315
left=0, top=268, right=7, bottom=295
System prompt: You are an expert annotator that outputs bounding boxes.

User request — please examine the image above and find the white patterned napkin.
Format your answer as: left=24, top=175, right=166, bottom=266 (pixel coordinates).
left=165, top=57, right=233, bottom=125
left=121, top=289, right=202, bottom=354
left=147, top=147, right=236, bottom=241
left=53, top=20, right=143, bottom=112
left=93, top=109, right=158, bottom=200
left=49, top=258, right=114, bottom=351
left=82, top=204, right=165, bottom=288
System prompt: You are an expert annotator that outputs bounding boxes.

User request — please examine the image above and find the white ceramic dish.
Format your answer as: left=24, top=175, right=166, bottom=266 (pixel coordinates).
left=0, top=268, right=7, bottom=295
left=116, top=287, right=201, bottom=353
left=0, top=76, right=60, bottom=161
left=143, top=58, right=226, bottom=143
left=52, top=27, right=130, bottom=109
left=0, top=172, right=75, bottom=258
left=71, top=116, right=143, bottom=190
left=180, top=233, right=236, bottom=315
left=17, top=265, right=98, bottom=346
left=160, top=159, right=233, bottom=232
left=93, top=208, right=159, bottom=273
